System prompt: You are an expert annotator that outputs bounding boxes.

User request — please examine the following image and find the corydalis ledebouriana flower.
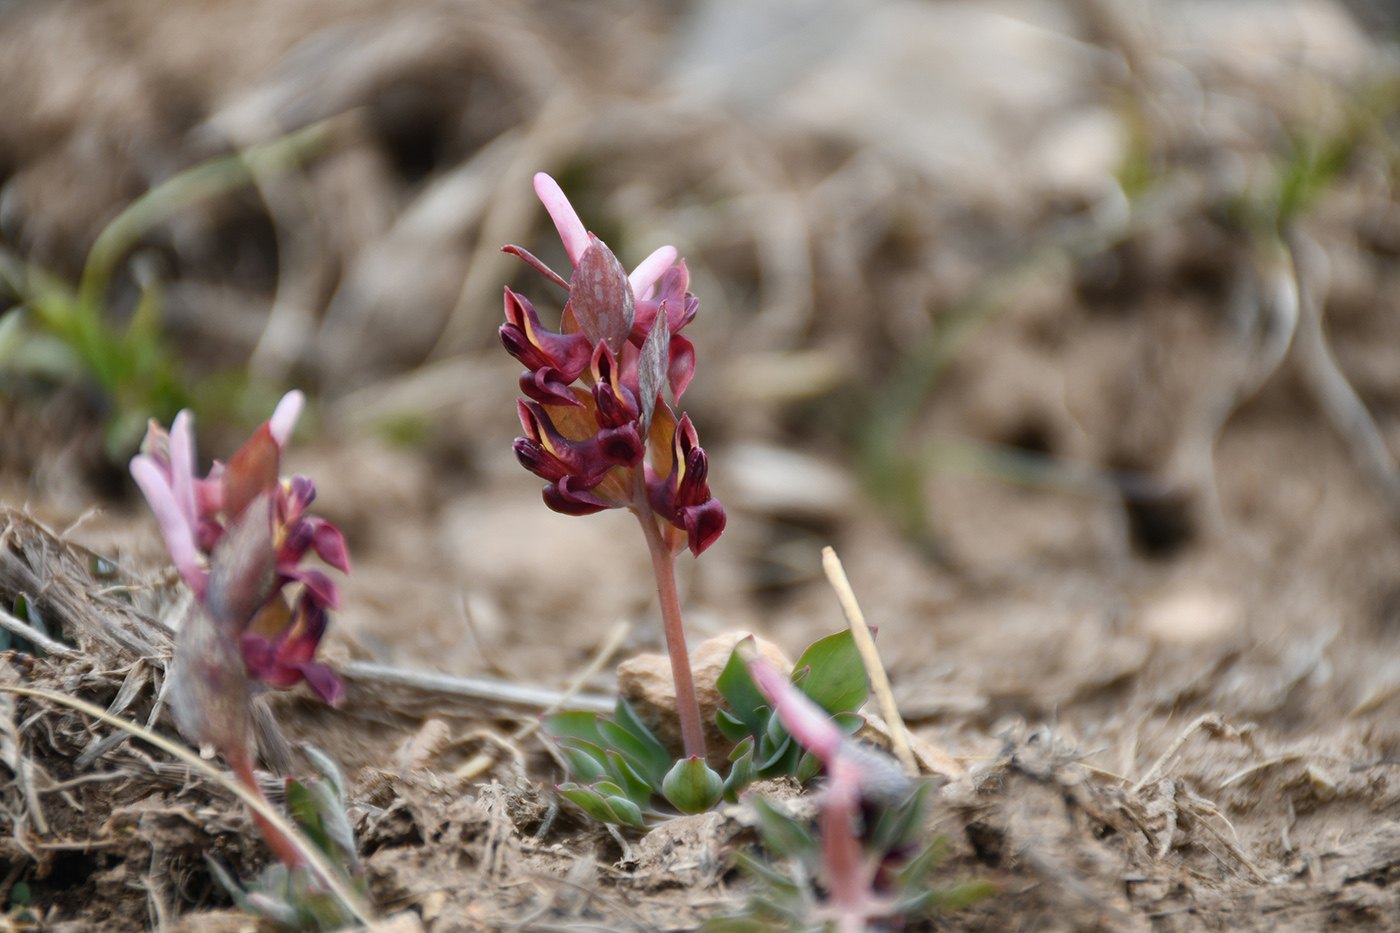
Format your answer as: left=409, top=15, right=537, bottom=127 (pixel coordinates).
left=501, top=173, right=725, bottom=555
left=130, top=390, right=350, bottom=713
left=748, top=657, right=915, bottom=933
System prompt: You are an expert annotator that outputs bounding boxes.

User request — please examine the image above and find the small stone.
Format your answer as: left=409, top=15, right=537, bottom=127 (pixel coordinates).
left=618, top=632, right=791, bottom=771
left=1140, top=587, right=1243, bottom=646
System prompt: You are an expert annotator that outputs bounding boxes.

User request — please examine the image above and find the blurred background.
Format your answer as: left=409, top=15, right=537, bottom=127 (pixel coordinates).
left=4, top=0, right=1400, bottom=798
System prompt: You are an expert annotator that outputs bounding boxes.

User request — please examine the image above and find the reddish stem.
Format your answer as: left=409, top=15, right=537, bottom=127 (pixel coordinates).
left=228, top=748, right=305, bottom=869
left=633, top=481, right=707, bottom=761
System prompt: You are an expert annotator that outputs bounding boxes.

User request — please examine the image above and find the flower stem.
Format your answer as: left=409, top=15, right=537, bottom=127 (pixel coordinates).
left=228, top=747, right=305, bottom=869
left=634, top=494, right=707, bottom=761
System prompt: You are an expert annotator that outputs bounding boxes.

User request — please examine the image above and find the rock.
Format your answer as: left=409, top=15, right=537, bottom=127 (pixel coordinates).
left=618, top=632, right=791, bottom=771
left=632, top=811, right=735, bottom=890
left=1140, top=586, right=1243, bottom=646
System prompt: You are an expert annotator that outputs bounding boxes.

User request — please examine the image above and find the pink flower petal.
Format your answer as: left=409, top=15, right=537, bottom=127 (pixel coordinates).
left=168, top=410, right=199, bottom=528
left=533, top=173, right=590, bottom=268
left=747, top=657, right=844, bottom=762
left=628, top=245, right=677, bottom=300
left=297, top=662, right=344, bottom=706
left=268, top=390, right=305, bottom=448
left=130, top=455, right=207, bottom=599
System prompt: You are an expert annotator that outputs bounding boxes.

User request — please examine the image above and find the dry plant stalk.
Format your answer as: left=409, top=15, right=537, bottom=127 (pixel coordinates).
left=820, top=546, right=917, bottom=775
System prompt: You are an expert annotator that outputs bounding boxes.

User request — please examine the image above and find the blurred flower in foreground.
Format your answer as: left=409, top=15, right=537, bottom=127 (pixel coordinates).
left=741, top=657, right=995, bottom=933
left=131, top=390, right=351, bottom=869
left=131, top=390, right=349, bottom=706
left=748, top=657, right=893, bottom=933
left=501, top=174, right=725, bottom=759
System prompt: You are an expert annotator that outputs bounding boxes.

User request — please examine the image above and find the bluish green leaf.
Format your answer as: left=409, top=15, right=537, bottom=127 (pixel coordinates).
left=598, top=717, right=668, bottom=786
left=616, top=697, right=669, bottom=750
left=764, top=708, right=789, bottom=747
left=795, top=749, right=822, bottom=784
left=895, top=832, right=950, bottom=891
left=871, top=780, right=935, bottom=856
left=722, top=737, right=756, bottom=802
left=729, top=849, right=804, bottom=895
left=556, top=739, right=609, bottom=783
left=604, top=750, right=655, bottom=806
left=715, top=707, right=753, bottom=743
left=300, top=744, right=348, bottom=802
left=833, top=711, right=865, bottom=736
left=756, top=733, right=799, bottom=778
left=544, top=711, right=605, bottom=747
left=245, top=891, right=301, bottom=928
left=284, top=780, right=331, bottom=855
left=306, top=779, right=357, bottom=864
left=899, top=876, right=999, bottom=915
left=204, top=855, right=251, bottom=911
left=792, top=630, right=868, bottom=713
left=716, top=637, right=769, bottom=734
left=558, top=784, right=619, bottom=823
left=602, top=794, right=646, bottom=829
left=748, top=797, right=815, bottom=859
left=590, top=780, right=628, bottom=799
left=662, top=757, right=723, bottom=814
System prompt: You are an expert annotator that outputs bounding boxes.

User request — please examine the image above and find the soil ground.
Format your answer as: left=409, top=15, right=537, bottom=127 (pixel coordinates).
left=4, top=0, right=1400, bottom=930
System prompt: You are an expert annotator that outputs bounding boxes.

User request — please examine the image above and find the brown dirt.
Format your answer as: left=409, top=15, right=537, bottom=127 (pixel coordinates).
left=5, top=0, right=1400, bottom=930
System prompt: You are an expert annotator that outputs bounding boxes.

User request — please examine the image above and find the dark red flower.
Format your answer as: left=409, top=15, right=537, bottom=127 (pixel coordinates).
left=500, top=173, right=725, bottom=556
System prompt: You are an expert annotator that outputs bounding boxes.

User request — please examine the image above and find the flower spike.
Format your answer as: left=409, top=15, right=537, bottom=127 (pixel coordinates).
left=502, top=174, right=727, bottom=760
left=130, top=392, right=350, bottom=710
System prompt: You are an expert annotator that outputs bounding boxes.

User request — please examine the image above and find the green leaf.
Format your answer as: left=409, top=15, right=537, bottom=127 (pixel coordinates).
left=544, top=711, right=606, bottom=747
left=204, top=854, right=253, bottom=913
left=833, top=711, right=865, bottom=736
left=716, top=637, right=769, bottom=734
left=764, top=708, right=789, bottom=748
left=558, top=784, right=619, bottom=823
left=722, top=737, right=756, bottom=803
left=715, top=708, right=753, bottom=744
left=602, top=794, right=645, bottom=829
left=284, top=780, right=332, bottom=855
left=307, top=779, right=357, bottom=864
left=590, top=780, right=628, bottom=799
left=604, top=750, right=655, bottom=807
left=729, top=848, right=802, bottom=893
left=556, top=739, right=610, bottom=784
left=870, top=781, right=935, bottom=856
left=661, top=757, right=724, bottom=814
left=300, top=745, right=348, bottom=802
left=614, top=699, right=669, bottom=760
left=598, top=717, right=668, bottom=786
left=899, top=876, right=999, bottom=915
left=756, top=732, right=800, bottom=778
left=558, top=783, right=646, bottom=829
left=703, top=916, right=771, bottom=933
left=244, top=891, right=302, bottom=928
left=794, top=749, right=822, bottom=784
left=792, top=630, right=868, bottom=713
left=896, top=834, right=951, bottom=891
left=748, top=797, right=815, bottom=859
